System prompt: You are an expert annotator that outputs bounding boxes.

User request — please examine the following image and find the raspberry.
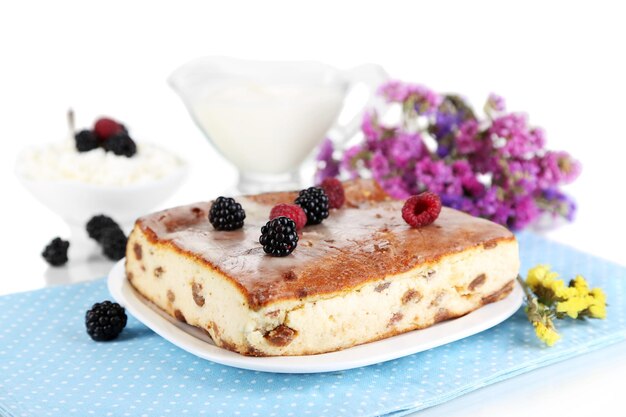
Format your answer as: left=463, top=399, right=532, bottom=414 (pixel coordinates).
left=294, top=187, right=329, bottom=225
left=259, top=217, right=299, bottom=257
left=85, top=300, right=127, bottom=341
left=86, top=215, right=120, bottom=242
left=74, top=129, right=99, bottom=152
left=103, top=132, right=137, bottom=157
left=209, top=197, right=246, bottom=230
left=41, top=237, right=69, bottom=266
left=93, top=117, right=124, bottom=142
left=269, top=204, right=307, bottom=231
left=402, top=192, right=442, bottom=228
left=319, top=177, right=345, bottom=209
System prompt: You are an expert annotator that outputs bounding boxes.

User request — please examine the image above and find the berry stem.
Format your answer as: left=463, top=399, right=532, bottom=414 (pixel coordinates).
left=67, top=108, right=75, bottom=137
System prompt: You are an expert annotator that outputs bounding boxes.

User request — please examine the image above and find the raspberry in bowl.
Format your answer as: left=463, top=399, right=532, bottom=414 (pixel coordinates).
left=15, top=113, right=188, bottom=247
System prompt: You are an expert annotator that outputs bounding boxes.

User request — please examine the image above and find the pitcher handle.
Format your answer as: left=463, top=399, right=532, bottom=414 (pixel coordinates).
left=330, top=63, right=389, bottom=145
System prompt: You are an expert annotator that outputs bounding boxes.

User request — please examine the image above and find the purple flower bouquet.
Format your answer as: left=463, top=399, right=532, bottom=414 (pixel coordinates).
left=315, top=80, right=581, bottom=230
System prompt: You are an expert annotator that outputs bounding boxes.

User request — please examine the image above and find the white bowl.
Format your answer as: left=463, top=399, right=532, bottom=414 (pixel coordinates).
left=16, top=155, right=188, bottom=230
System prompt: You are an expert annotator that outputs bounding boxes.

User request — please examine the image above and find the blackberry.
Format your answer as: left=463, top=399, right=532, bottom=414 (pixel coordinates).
left=259, top=217, right=299, bottom=257
left=209, top=197, right=246, bottom=230
left=100, top=227, right=128, bottom=261
left=85, top=300, right=127, bottom=341
left=103, top=132, right=137, bottom=157
left=86, top=215, right=120, bottom=242
left=74, top=129, right=99, bottom=152
left=41, top=237, right=69, bottom=266
left=294, top=186, right=329, bottom=225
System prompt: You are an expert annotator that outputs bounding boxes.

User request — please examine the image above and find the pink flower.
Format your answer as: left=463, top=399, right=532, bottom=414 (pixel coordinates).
left=389, top=132, right=425, bottom=168
left=341, top=145, right=366, bottom=179
left=486, top=93, right=506, bottom=112
left=316, top=138, right=334, bottom=162
left=537, top=151, right=582, bottom=187
left=476, top=187, right=501, bottom=217
left=508, top=195, right=541, bottom=230
left=361, top=111, right=380, bottom=144
left=499, top=157, right=541, bottom=194
left=377, top=80, right=410, bottom=102
left=415, top=159, right=458, bottom=195
left=370, top=151, right=391, bottom=182
left=378, top=80, right=441, bottom=114
left=456, top=120, right=481, bottom=155
left=314, top=80, right=581, bottom=231
left=489, top=113, right=545, bottom=158
left=314, top=138, right=340, bottom=183
left=381, top=177, right=411, bottom=199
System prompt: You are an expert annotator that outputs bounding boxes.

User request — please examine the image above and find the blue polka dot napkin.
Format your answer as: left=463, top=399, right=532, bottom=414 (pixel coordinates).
left=1, top=232, right=625, bottom=417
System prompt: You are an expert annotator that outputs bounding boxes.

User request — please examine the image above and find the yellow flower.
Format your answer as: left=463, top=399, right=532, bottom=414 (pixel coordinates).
left=526, top=265, right=559, bottom=291
left=534, top=321, right=560, bottom=346
left=588, top=303, right=607, bottom=319
left=571, top=275, right=589, bottom=292
left=588, top=287, right=607, bottom=319
left=526, top=265, right=577, bottom=302
left=591, top=287, right=606, bottom=303
left=556, top=296, right=592, bottom=319
left=547, top=279, right=578, bottom=299
left=520, top=267, right=607, bottom=347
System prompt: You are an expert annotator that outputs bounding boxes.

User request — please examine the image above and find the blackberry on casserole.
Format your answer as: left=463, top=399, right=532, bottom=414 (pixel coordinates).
left=209, top=197, right=246, bottom=230
left=259, top=216, right=299, bottom=257
left=294, top=186, right=329, bottom=225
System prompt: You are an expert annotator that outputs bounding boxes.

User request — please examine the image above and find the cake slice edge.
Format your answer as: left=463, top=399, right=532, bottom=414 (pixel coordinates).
left=126, top=224, right=519, bottom=356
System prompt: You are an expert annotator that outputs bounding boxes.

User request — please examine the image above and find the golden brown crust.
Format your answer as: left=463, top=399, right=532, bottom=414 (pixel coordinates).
left=132, top=179, right=515, bottom=310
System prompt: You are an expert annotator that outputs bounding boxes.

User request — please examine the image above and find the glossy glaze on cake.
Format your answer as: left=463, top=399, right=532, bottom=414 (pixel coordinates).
left=126, top=180, right=520, bottom=356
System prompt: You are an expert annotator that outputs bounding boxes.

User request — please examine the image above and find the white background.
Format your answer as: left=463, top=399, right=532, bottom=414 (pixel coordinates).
left=0, top=1, right=624, bottom=416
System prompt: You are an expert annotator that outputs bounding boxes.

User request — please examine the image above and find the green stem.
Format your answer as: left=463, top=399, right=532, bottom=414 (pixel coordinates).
left=517, top=274, right=534, bottom=301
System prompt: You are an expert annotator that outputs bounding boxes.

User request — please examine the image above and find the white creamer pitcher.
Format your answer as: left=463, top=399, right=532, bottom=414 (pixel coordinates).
left=169, top=56, right=387, bottom=193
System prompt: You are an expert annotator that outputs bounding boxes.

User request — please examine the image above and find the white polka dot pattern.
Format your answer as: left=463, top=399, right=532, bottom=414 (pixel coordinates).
left=0, top=232, right=624, bottom=417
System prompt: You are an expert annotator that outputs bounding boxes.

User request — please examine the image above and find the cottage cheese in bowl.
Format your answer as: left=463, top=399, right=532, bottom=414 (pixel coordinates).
left=17, top=140, right=184, bottom=186
left=16, top=137, right=188, bottom=228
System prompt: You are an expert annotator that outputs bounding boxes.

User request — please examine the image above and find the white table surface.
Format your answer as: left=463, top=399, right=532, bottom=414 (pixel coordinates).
left=1, top=1, right=625, bottom=416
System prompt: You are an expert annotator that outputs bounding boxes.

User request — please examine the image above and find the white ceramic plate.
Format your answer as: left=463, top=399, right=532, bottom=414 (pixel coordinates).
left=108, top=260, right=523, bottom=374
